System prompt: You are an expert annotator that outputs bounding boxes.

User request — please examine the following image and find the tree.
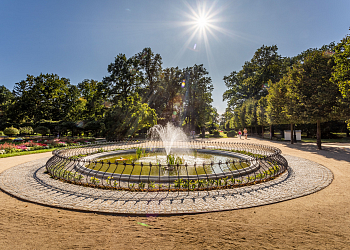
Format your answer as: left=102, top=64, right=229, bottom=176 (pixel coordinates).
left=0, top=85, right=13, bottom=125
left=135, top=47, right=163, bottom=109
left=11, top=74, right=77, bottom=123
left=267, top=75, right=302, bottom=144
left=257, top=97, right=269, bottom=138
left=103, top=53, right=142, bottom=108
left=289, top=50, right=344, bottom=149
left=104, top=93, right=157, bottom=140
left=223, top=45, right=285, bottom=109
left=78, top=79, right=107, bottom=120
left=331, top=30, right=350, bottom=128
left=182, top=65, right=214, bottom=132
left=83, top=121, right=105, bottom=137
left=34, top=126, right=50, bottom=137
left=268, top=48, right=344, bottom=149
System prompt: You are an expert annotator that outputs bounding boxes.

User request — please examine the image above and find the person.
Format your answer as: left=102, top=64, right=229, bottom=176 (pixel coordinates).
left=238, top=130, right=242, bottom=139
left=243, top=128, right=248, bottom=139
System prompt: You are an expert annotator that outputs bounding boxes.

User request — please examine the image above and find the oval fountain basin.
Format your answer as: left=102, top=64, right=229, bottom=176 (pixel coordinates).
left=85, top=151, right=249, bottom=176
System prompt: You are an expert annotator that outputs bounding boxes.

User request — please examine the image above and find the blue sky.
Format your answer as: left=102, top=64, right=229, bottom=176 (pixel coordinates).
left=1, top=0, right=349, bottom=114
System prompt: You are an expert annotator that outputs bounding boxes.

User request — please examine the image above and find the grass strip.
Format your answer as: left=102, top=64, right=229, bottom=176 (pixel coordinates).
left=0, top=148, right=57, bottom=158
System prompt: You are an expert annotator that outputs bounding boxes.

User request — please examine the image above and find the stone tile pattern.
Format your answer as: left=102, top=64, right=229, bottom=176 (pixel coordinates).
left=0, top=155, right=333, bottom=215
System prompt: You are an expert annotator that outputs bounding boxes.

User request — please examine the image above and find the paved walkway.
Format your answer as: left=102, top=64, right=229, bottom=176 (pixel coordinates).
left=0, top=154, right=333, bottom=215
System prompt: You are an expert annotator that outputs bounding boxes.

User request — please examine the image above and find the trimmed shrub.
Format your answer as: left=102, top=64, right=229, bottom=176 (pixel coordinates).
left=213, top=130, right=221, bottom=137
left=227, top=130, right=237, bottom=137
left=20, top=126, right=34, bottom=135
left=34, top=126, right=50, bottom=136
left=3, top=126, right=20, bottom=136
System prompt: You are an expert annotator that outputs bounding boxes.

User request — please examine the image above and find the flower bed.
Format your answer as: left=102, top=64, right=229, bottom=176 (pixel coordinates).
left=0, top=138, right=96, bottom=155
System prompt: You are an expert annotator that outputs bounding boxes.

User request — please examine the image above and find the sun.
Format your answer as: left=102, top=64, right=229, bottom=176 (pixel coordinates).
left=197, top=16, right=208, bottom=28
left=171, top=1, right=233, bottom=68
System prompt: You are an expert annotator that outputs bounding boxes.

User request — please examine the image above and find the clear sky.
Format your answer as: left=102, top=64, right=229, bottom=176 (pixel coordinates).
left=1, top=0, right=349, bottom=114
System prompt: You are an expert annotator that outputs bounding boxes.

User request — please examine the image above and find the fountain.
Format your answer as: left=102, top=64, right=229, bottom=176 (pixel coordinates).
left=147, top=122, right=189, bottom=156
left=45, top=124, right=288, bottom=191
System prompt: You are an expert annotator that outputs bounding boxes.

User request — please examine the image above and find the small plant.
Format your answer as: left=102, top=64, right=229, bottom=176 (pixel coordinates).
left=149, top=181, right=156, bottom=189
left=90, top=176, right=100, bottom=184
left=135, top=147, right=145, bottom=160
left=74, top=175, right=83, bottom=180
left=106, top=176, right=113, bottom=185
left=138, top=182, right=145, bottom=189
left=222, top=177, right=228, bottom=186
left=195, top=180, right=205, bottom=188
left=214, top=179, right=222, bottom=186
left=167, top=154, right=175, bottom=165
left=174, top=178, right=184, bottom=188
left=189, top=180, right=196, bottom=190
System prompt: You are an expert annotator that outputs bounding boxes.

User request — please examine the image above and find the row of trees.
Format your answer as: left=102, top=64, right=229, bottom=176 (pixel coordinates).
left=223, top=31, right=350, bottom=149
left=0, top=48, right=216, bottom=139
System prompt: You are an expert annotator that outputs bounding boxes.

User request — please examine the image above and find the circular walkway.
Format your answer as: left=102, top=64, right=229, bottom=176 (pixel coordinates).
left=0, top=155, right=333, bottom=215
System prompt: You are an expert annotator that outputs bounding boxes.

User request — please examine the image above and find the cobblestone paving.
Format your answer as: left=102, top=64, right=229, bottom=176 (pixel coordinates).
left=0, top=155, right=333, bottom=215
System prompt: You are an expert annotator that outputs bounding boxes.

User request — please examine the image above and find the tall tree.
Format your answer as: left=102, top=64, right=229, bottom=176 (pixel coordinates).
left=331, top=30, right=350, bottom=128
left=103, top=53, right=141, bottom=107
left=134, top=47, right=163, bottom=109
left=0, top=85, right=13, bottom=123
left=182, top=64, right=213, bottom=132
left=223, top=45, right=285, bottom=109
left=11, top=74, right=75, bottom=123
left=289, top=50, right=343, bottom=149
left=77, top=79, right=106, bottom=120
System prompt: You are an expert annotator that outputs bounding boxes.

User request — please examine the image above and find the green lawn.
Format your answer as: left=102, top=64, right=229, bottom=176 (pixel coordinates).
left=0, top=148, right=57, bottom=158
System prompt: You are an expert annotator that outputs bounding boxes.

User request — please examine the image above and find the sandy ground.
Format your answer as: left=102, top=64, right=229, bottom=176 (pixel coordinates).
left=0, top=138, right=349, bottom=249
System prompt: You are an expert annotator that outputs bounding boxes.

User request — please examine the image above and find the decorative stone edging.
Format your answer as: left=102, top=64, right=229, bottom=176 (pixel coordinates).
left=0, top=155, right=333, bottom=215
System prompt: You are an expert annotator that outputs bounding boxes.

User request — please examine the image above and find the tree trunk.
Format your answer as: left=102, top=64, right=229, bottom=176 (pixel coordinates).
left=290, top=123, right=294, bottom=144
left=317, top=120, right=322, bottom=150
left=346, top=129, right=349, bottom=138
left=270, top=125, right=275, bottom=140
left=261, top=125, right=264, bottom=138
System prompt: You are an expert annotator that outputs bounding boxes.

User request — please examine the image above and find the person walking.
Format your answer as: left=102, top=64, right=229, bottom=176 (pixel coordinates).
left=238, top=130, right=242, bottom=139
left=243, top=128, right=248, bottom=139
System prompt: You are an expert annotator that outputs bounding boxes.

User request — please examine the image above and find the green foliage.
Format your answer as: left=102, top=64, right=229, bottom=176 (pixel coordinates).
left=135, top=147, right=145, bottom=160
left=34, top=126, right=50, bottom=136
left=331, top=32, right=350, bottom=128
left=104, top=93, right=157, bottom=140
left=11, top=73, right=77, bottom=123
left=227, top=130, right=237, bottom=137
left=19, top=126, right=33, bottom=135
left=223, top=45, right=286, bottom=109
left=3, top=126, right=19, bottom=136
left=166, top=154, right=184, bottom=165
left=90, top=177, right=100, bottom=184
left=213, top=130, right=220, bottom=137
left=148, top=181, right=156, bottom=189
